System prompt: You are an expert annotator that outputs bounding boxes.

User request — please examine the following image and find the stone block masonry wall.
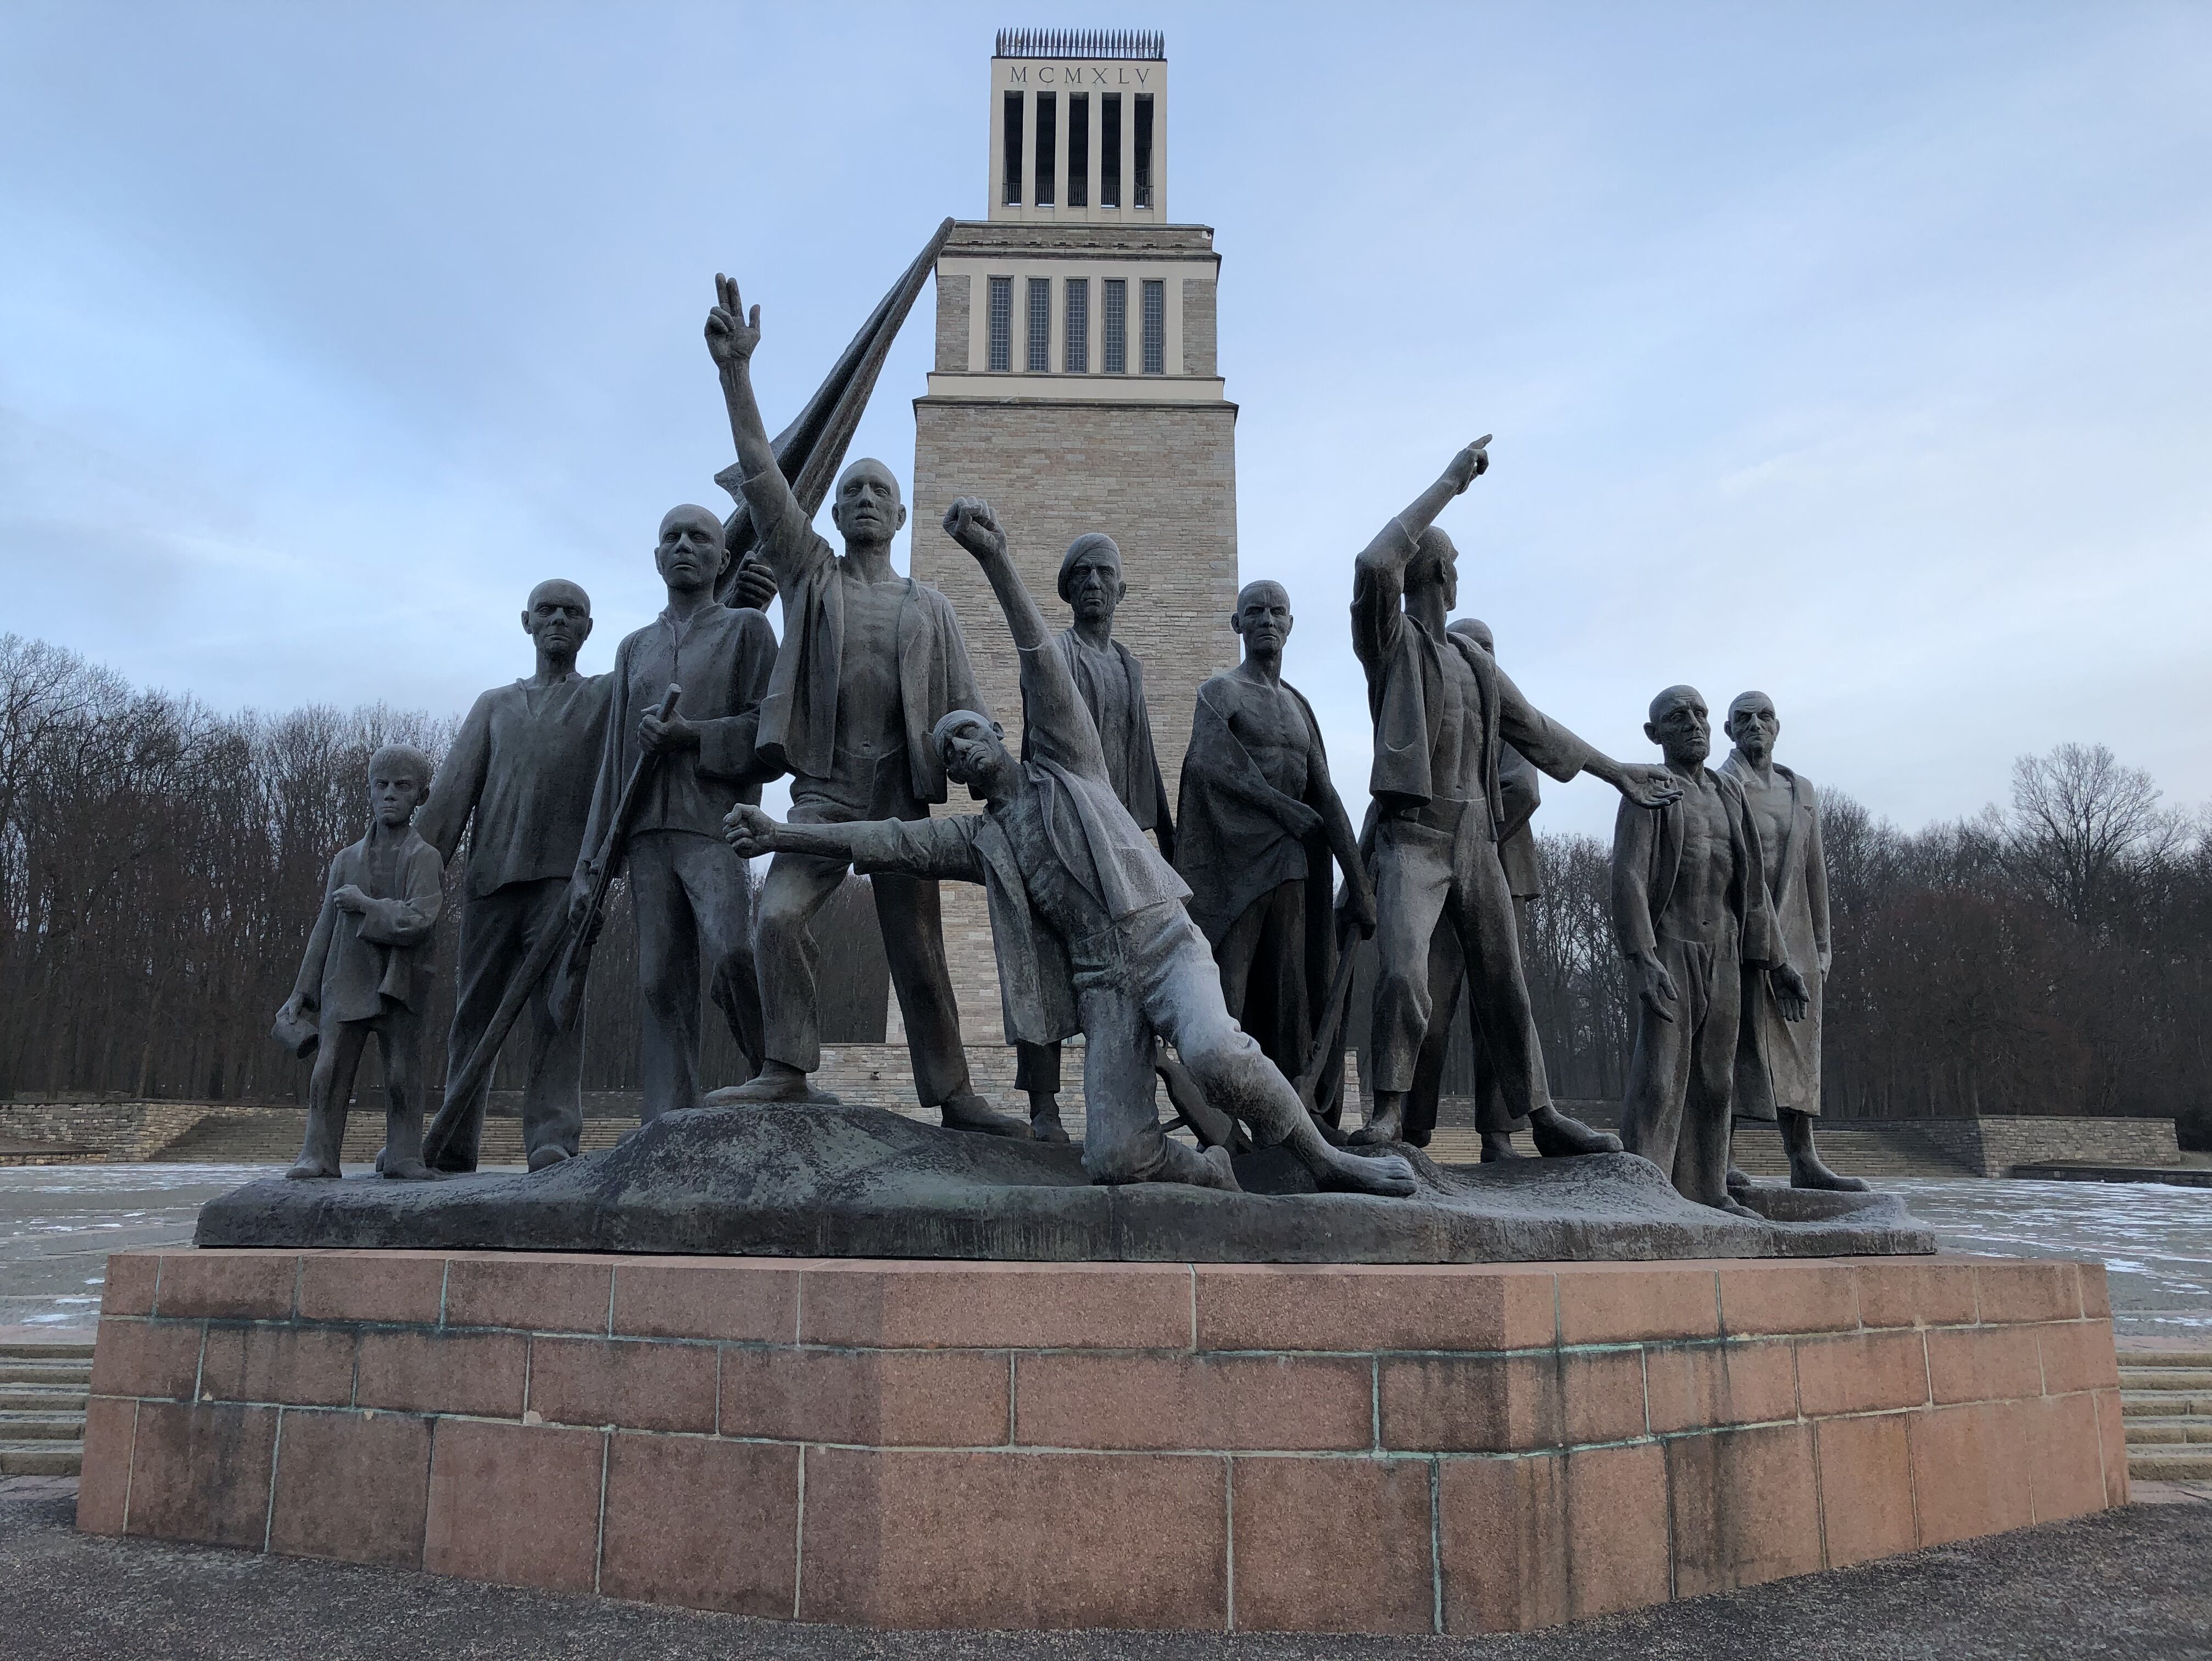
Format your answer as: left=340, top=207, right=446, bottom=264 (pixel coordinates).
left=911, top=397, right=1240, bottom=810
left=910, top=394, right=1239, bottom=1038
left=1897, top=1116, right=2183, bottom=1176
left=1181, top=276, right=1216, bottom=375
left=933, top=273, right=968, bottom=371
left=81, top=1248, right=2126, bottom=1635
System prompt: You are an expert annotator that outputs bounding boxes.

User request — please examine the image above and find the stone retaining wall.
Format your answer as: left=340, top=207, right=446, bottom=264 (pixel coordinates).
left=79, top=1248, right=2125, bottom=1635
left=0, top=1101, right=269, bottom=1162
left=1901, top=1116, right=2182, bottom=1176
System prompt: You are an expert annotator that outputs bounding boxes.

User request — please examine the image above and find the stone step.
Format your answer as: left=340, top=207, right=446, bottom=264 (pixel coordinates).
left=0, top=1384, right=88, bottom=1413
left=0, top=1342, right=96, bottom=1361
left=2117, top=1350, right=2212, bottom=1371
left=0, top=1440, right=80, bottom=1477
left=2114, top=1368, right=2212, bottom=1392
left=2124, top=1418, right=2212, bottom=1446
left=2121, top=1390, right=2212, bottom=1417
left=0, top=1359, right=94, bottom=1386
left=2128, top=1448, right=2212, bottom=1482
left=0, top=1412, right=86, bottom=1441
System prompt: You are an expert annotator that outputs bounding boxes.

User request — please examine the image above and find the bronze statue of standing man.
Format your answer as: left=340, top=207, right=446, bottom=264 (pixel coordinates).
left=1015, top=532, right=1177, bottom=1142
left=1175, top=579, right=1372, bottom=1123
left=1720, top=692, right=1865, bottom=1192
left=1350, top=439, right=1673, bottom=1152
left=709, top=275, right=1022, bottom=1136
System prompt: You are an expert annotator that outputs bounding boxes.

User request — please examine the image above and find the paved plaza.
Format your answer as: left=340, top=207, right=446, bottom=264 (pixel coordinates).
left=3, top=1473, right=2208, bottom=1659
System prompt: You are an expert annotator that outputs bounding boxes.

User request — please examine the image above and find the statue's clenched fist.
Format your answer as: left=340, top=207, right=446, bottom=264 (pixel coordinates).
left=943, top=496, right=1007, bottom=561
left=723, top=802, right=779, bottom=860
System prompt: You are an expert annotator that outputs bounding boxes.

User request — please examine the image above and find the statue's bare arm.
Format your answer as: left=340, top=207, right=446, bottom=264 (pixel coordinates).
left=941, top=497, right=1047, bottom=651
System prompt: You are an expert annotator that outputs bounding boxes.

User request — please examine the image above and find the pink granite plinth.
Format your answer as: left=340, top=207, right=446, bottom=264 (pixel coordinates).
left=77, top=1248, right=2126, bottom=1635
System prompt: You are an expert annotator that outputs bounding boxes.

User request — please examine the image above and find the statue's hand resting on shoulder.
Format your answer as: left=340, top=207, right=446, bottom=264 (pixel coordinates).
left=705, top=272, right=761, bottom=367
left=943, top=497, right=1007, bottom=562
left=1613, top=765, right=1684, bottom=810
left=723, top=802, right=781, bottom=860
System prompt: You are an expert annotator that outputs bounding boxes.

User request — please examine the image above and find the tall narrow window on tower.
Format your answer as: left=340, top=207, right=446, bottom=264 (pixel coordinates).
left=1063, top=278, right=1089, bottom=373
left=1100, top=94, right=1122, bottom=208
left=1067, top=93, right=1089, bottom=208
left=1141, top=280, right=1165, bottom=374
left=1002, top=93, right=1023, bottom=205
left=988, top=276, right=1012, bottom=371
left=1134, top=94, right=1154, bottom=208
left=1027, top=277, right=1051, bottom=372
left=1103, top=278, right=1127, bottom=374
left=1034, top=92, right=1056, bottom=208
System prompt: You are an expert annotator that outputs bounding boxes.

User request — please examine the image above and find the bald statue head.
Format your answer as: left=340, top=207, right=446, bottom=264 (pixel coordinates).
left=1725, top=690, right=1780, bottom=767
left=829, top=458, right=907, bottom=551
left=1231, top=579, right=1293, bottom=670
left=655, top=505, right=729, bottom=598
left=1644, top=684, right=1710, bottom=770
left=1448, top=616, right=1495, bottom=657
left=521, top=578, right=593, bottom=673
left=1058, top=533, right=1125, bottom=628
left=1405, top=527, right=1460, bottom=612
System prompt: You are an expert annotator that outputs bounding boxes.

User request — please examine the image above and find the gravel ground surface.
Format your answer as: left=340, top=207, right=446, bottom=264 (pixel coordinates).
left=4, top=1479, right=2209, bottom=1660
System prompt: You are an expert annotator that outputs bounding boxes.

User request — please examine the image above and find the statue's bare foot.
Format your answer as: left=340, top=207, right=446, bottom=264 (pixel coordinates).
left=1030, top=1106, right=1071, bottom=1144
left=1726, top=1164, right=1754, bottom=1194
left=941, top=1094, right=1029, bottom=1138
left=1480, top=1132, right=1524, bottom=1162
left=712, top=1062, right=842, bottom=1106
left=1349, top=1099, right=1406, bottom=1145
left=528, top=1146, right=572, bottom=1173
left=1790, top=1157, right=1869, bottom=1192
left=381, top=1156, right=436, bottom=1181
left=1316, top=1144, right=1418, bottom=1197
left=1529, top=1106, right=1622, bottom=1157
left=1713, top=1195, right=1763, bottom=1220
left=285, top=1158, right=339, bottom=1180
left=1195, top=1145, right=1241, bottom=1192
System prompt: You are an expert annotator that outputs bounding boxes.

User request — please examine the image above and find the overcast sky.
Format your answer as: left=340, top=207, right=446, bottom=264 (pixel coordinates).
left=2, top=2, right=2207, bottom=839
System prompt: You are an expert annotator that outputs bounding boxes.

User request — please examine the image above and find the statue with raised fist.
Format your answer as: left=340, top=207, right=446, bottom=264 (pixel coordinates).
left=726, top=497, right=1417, bottom=1201
left=1015, top=532, right=1178, bottom=1142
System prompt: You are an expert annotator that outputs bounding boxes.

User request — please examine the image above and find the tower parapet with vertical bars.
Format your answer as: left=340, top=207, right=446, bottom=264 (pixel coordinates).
left=906, top=29, right=1240, bottom=1043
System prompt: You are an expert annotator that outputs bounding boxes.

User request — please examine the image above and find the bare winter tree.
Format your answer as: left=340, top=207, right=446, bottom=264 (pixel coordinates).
left=2005, top=742, right=2183, bottom=925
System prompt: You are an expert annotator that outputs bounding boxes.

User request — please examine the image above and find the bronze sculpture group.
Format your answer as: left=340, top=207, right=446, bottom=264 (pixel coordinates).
left=273, top=270, right=1870, bottom=1217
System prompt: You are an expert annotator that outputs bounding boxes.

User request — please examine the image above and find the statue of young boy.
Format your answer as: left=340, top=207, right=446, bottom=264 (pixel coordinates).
left=276, top=743, right=444, bottom=1180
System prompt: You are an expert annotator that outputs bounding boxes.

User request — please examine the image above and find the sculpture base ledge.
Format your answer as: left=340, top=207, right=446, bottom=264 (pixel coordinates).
left=77, top=1248, right=2127, bottom=1635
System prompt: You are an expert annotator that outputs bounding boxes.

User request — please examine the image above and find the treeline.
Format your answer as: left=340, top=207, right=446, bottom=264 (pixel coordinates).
left=1483, top=747, right=2211, bottom=1147
left=4, top=635, right=2206, bottom=1147
left=0, top=636, right=885, bottom=1110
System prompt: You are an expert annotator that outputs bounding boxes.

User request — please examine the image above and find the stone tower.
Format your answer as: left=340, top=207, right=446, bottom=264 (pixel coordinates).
left=907, top=29, right=1240, bottom=1041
